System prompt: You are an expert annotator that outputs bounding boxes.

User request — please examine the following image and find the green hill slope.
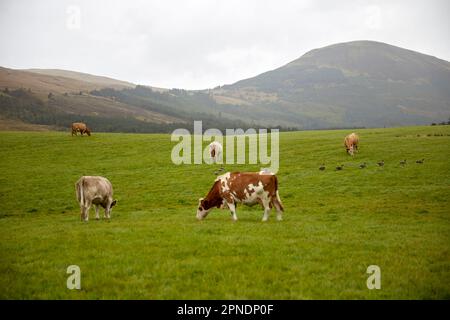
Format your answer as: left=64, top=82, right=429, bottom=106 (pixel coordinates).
left=216, top=41, right=450, bottom=128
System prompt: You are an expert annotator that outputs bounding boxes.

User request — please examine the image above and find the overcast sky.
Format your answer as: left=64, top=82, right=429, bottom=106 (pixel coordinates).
left=0, top=0, right=449, bottom=89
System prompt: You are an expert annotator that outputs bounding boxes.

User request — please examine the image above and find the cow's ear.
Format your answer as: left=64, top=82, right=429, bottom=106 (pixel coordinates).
left=203, top=199, right=209, bottom=208
left=111, top=200, right=117, bottom=208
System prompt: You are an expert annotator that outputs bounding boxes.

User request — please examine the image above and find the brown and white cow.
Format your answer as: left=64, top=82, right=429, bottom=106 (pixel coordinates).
left=75, top=176, right=116, bottom=221
left=344, top=132, right=359, bottom=156
left=71, top=122, right=91, bottom=136
left=197, top=171, right=284, bottom=222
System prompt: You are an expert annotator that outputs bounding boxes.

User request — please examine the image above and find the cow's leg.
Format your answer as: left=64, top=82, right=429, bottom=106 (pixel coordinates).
left=261, top=199, right=271, bottom=222
left=227, top=202, right=238, bottom=221
left=95, top=205, right=100, bottom=220
left=80, top=205, right=85, bottom=221
left=83, top=202, right=91, bottom=222
left=273, top=199, right=283, bottom=221
left=105, top=203, right=111, bottom=220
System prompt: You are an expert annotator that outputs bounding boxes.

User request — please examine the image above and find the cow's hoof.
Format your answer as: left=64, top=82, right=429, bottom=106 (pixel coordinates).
left=262, top=218, right=268, bottom=222
left=277, top=217, right=283, bottom=221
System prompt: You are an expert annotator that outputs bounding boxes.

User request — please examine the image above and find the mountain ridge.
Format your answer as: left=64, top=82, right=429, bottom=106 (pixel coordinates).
left=216, top=40, right=450, bottom=128
left=1, top=40, right=449, bottom=132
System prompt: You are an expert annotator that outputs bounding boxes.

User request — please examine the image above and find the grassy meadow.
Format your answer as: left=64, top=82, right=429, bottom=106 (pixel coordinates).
left=0, top=125, right=449, bottom=299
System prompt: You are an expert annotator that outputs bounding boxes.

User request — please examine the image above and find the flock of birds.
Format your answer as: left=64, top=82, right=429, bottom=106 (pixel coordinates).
left=319, top=159, right=425, bottom=171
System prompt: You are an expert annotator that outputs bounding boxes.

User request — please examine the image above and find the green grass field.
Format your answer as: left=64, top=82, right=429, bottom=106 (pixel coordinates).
left=0, top=126, right=449, bottom=299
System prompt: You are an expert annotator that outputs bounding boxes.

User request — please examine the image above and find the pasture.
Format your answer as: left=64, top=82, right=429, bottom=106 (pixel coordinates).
left=0, top=126, right=449, bottom=299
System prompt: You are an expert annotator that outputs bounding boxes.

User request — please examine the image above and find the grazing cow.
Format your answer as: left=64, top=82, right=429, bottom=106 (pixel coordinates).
left=71, top=122, right=91, bottom=136
left=197, top=171, right=284, bottom=222
left=344, top=133, right=359, bottom=156
left=75, top=176, right=116, bottom=221
left=208, top=141, right=223, bottom=163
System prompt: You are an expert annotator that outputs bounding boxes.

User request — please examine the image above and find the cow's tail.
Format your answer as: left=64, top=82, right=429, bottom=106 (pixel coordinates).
left=76, top=178, right=85, bottom=207
left=273, top=176, right=284, bottom=212
left=275, top=190, right=284, bottom=212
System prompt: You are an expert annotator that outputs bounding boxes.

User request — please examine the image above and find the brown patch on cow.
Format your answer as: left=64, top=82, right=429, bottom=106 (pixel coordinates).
left=199, top=181, right=225, bottom=211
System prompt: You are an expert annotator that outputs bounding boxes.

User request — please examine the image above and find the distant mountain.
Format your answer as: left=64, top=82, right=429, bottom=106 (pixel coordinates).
left=26, top=69, right=135, bottom=90
left=1, top=40, right=449, bottom=132
left=0, top=67, right=186, bottom=130
left=0, top=68, right=256, bottom=132
left=0, top=67, right=134, bottom=98
left=213, top=40, right=450, bottom=128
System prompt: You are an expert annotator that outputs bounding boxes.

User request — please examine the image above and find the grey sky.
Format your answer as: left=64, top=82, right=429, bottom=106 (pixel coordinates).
left=1, top=0, right=449, bottom=89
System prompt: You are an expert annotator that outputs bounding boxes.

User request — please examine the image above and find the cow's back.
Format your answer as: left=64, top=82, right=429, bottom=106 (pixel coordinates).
left=221, top=172, right=278, bottom=202
left=345, top=133, right=358, bottom=146
left=76, top=176, right=113, bottom=204
left=72, top=122, right=87, bottom=130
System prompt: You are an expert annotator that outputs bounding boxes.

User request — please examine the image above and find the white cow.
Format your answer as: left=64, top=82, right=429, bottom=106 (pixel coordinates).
left=75, top=176, right=117, bottom=221
left=208, top=141, right=223, bottom=163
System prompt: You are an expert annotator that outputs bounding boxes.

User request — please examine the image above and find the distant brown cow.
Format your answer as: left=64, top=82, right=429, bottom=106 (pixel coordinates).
left=197, top=171, right=284, bottom=222
left=75, top=176, right=116, bottom=221
left=71, top=122, right=91, bottom=136
left=344, top=133, right=359, bottom=156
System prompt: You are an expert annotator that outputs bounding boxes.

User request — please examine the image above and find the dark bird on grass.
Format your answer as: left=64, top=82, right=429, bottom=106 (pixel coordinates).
left=400, top=159, right=407, bottom=166
left=218, top=167, right=224, bottom=172
left=359, top=162, right=367, bottom=169
left=377, top=160, right=385, bottom=167
left=416, top=159, right=424, bottom=164
left=319, top=164, right=326, bottom=171
left=335, top=164, right=344, bottom=171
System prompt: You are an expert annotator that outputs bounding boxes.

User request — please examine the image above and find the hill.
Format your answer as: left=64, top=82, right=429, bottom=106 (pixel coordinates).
left=214, top=40, right=450, bottom=128
left=26, top=69, right=135, bottom=90
left=1, top=40, right=449, bottom=132
left=0, top=68, right=255, bottom=132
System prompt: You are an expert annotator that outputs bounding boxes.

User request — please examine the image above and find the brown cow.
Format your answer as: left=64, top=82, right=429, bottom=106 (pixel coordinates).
left=71, top=122, right=91, bottom=136
left=197, top=171, right=284, bottom=222
left=344, top=133, right=359, bottom=156
left=75, top=176, right=116, bottom=221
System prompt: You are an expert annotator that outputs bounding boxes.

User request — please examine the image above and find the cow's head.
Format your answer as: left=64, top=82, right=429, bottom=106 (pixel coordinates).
left=197, top=197, right=212, bottom=220
left=85, top=128, right=91, bottom=136
left=105, top=199, right=117, bottom=219
left=347, top=145, right=354, bottom=156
